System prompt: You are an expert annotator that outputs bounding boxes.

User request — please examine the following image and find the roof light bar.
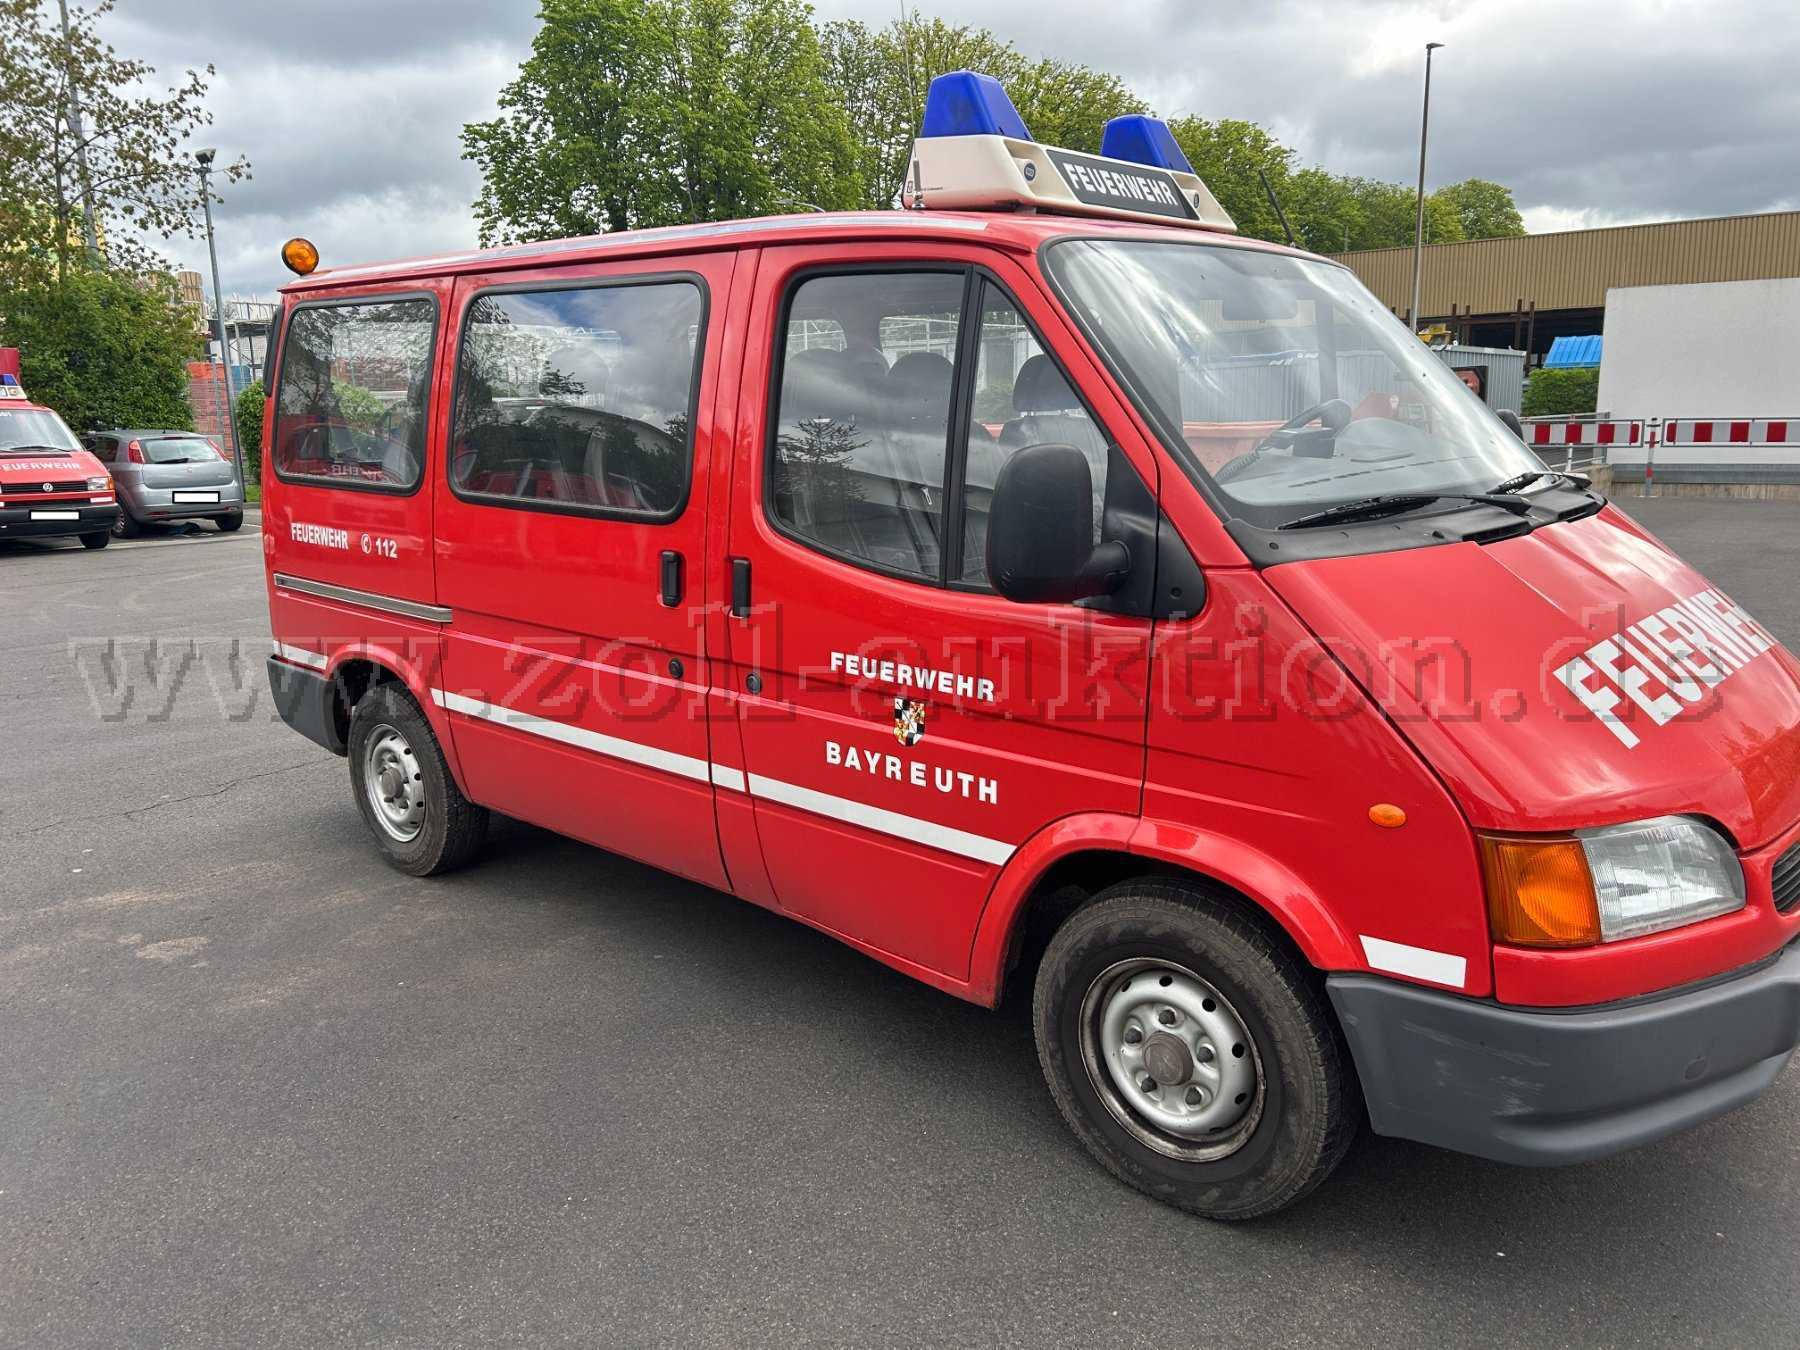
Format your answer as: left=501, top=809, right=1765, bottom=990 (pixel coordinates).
left=905, top=70, right=1235, bottom=234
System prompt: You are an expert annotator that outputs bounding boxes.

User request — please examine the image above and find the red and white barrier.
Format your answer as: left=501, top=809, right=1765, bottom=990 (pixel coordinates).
left=1661, top=419, right=1798, bottom=446
left=1524, top=418, right=1643, bottom=448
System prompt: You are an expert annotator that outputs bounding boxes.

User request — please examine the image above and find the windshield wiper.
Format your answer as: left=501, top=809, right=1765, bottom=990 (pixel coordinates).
left=1490, top=469, right=1578, bottom=495
left=1277, top=490, right=1532, bottom=531
left=0, top=444, right=72, bottom=456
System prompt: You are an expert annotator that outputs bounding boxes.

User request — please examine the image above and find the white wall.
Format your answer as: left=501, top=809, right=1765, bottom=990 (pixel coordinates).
left=1599, top=277, right=1800, bottom=422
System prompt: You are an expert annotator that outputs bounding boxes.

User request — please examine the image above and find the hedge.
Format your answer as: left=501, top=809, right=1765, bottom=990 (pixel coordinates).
left=1521, top=367, right=1599, bottom=417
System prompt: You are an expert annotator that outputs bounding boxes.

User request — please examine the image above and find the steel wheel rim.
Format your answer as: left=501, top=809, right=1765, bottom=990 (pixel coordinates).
left=362, top=723, right=426, bottom=843
left=1078, top=958, right=1266, bottom=1162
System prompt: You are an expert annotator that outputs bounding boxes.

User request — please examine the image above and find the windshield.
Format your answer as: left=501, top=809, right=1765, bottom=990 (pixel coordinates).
left=1045, top=239, right=1545, bottom=528
left=0, top=408, right=82, bottom=454
left=141, top=436, right=221, bottom=464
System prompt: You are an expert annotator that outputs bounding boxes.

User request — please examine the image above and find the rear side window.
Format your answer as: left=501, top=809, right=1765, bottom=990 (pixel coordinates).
left=272, top=297, right=437, bottom=491
left=450, top=280, right=703, bottom=518
left=770, top=271, right=964, bottom=580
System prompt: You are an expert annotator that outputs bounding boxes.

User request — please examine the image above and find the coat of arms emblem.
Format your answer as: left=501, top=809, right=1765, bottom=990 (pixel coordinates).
left=893, top=697, right=926, bottom=747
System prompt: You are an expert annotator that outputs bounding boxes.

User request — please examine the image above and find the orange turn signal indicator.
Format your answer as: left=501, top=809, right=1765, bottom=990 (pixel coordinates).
left=281, top=237, right=320, bottom=276
left=1478, top=834, right=1601, bottom=948
left=1368, top=803, right=1407, bottom=829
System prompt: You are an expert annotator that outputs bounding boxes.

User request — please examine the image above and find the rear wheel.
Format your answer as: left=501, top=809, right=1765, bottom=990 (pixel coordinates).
left=214, top=510, right=244, bottom=532
left=346, top=683, right=488, bottom=876
left=1033, top=880, right=1359, bottom=1220
left=111, top=508, right=141, bottom=538
left=79, top=531, right=110, bottom=550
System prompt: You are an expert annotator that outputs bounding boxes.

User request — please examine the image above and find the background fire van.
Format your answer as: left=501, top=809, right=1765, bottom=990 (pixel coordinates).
left=0, top=375, right=118, bottom=549
left=262, top=74, right=1800, bottom=1219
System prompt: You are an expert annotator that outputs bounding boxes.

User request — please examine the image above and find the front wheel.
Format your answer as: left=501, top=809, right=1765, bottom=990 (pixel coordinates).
left=1033, top=880, right=1360, bottom=1220
left=346, top=683, right=488, bottom=876
left=80, top=531, right=110, bottom=550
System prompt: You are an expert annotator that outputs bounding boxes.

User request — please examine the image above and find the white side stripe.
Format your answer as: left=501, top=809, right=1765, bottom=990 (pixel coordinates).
left=747, top=773, right=1014, bottom=866
left=432, top=688, right=712, bottom=785
left=427, top=687, right=1013, bottom=867
left=273, top=642, right=328, bottom=671
left=1359, top=936, right=1467, bottom=989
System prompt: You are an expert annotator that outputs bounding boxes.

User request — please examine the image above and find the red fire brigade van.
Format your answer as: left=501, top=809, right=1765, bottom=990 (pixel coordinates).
left=262, top=74, right=1800, bottom=1219
left=0, top=375, right=118, bottom=548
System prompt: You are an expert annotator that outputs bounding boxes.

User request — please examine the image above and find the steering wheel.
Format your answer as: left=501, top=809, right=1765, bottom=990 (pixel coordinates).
left=1253, top=398, right=1352, bottom=453
left=1215, top=399, right=1355, bottom=483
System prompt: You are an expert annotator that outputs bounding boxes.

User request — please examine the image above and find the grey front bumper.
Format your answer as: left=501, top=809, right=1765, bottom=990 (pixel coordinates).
left=1329, top=940, right=1800, bottom=1166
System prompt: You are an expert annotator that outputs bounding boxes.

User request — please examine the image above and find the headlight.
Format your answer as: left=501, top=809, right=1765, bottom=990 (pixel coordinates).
left=86, top=475, right=109, bottom=491
left=1480, top=815, right=1744, bottom=947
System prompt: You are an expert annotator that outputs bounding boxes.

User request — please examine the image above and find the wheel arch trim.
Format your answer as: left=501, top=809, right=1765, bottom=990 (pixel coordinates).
left=321, top=642, right=472, bottom=791
left=966, top=813, right=1358, bottom=1006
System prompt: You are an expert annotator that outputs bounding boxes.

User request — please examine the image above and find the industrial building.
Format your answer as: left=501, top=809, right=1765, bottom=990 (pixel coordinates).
left=1326, top=210, right=1800, bottom=362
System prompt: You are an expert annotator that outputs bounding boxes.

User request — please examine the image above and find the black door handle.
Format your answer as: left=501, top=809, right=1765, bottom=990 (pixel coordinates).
left=660, top=549, right=683, bottom=607
left=730, top=557, right=751, bottom=618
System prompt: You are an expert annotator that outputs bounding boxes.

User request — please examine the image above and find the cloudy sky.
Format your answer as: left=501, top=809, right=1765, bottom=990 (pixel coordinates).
left=99, top=0, right=1799, bottom=297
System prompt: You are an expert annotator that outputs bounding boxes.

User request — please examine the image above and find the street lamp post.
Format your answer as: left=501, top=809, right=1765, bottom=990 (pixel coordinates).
left=1409, top=41, right=1445, bottom=333
left=194, top=148, right=244, bottom=486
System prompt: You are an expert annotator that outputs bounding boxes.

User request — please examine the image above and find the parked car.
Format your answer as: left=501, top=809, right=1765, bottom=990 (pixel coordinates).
left=0, top=377, right=118, bottom=548
left=82, top=429, right=245, bottom=537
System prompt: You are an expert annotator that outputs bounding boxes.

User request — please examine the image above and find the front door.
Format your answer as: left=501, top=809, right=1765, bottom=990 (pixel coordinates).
left=720, top=246, right=1157, bottom=980
left=433, top=254, right=737, bottom=888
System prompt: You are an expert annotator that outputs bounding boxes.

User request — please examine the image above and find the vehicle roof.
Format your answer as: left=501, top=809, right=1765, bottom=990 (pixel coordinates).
left=279, top=209, right=1325, bottom=296
left=92, top=428, right=209, bottom=439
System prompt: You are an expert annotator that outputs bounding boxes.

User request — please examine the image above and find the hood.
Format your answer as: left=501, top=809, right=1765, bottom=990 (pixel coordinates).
left=1266, top=506, right=1800, bottom=848
left=0, top=446, right=106, bottom=486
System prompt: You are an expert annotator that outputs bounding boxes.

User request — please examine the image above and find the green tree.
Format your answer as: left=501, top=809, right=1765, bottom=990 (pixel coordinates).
left=463, top=0, right=859, bottom=243
left=0, top=0, right=248, bottom=286
left=1430, top=177, right=1526, bottom=240
left=234, top=377, right=264, bottom=483
left=1167, top=116, right=1294, bottom=243
left=819, top=14, right=1145, bottom=210
left=0, top=266, right=200, bottom=431
left=817, top=19, right=899, bottom=210
left=1286, top=170, right=1466, bottom=253
left=1005, top=60, right=1146, bottom=158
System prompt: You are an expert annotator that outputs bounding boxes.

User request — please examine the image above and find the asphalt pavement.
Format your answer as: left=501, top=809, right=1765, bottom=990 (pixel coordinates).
left=3, top=497, right=1799, bottom=1349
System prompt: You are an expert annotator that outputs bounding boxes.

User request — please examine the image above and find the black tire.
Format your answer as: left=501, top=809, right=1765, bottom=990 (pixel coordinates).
left=1033, top=880, right=1359, bottom=1220
left=112, top=507, right=142, bottom=538
left=346, top=682, right=488, bottom=876
left=79, top=531, right=110, bottom=550
left=214, top=510, right=244, bottom=532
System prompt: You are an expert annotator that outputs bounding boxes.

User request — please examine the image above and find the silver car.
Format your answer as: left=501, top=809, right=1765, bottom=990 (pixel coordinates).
left=82, top=429, right=246, bottom=537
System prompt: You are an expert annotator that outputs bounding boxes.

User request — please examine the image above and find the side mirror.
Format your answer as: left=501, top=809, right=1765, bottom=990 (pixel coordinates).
left=1496, top=408, right=1524, bottom=439
left=985, top=443, right=1131, bottom=604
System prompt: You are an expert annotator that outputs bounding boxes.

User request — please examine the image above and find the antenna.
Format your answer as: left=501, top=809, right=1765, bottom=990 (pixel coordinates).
left=896, top=2, right=920, bottom=208
left=1257, top=168, right=1297, bottom=247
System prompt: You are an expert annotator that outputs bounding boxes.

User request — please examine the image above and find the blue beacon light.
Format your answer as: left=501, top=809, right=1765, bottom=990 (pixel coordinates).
left=1100, top=114, right=1197, bottom=175
left=919, top=70, right=1033, bottom=140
